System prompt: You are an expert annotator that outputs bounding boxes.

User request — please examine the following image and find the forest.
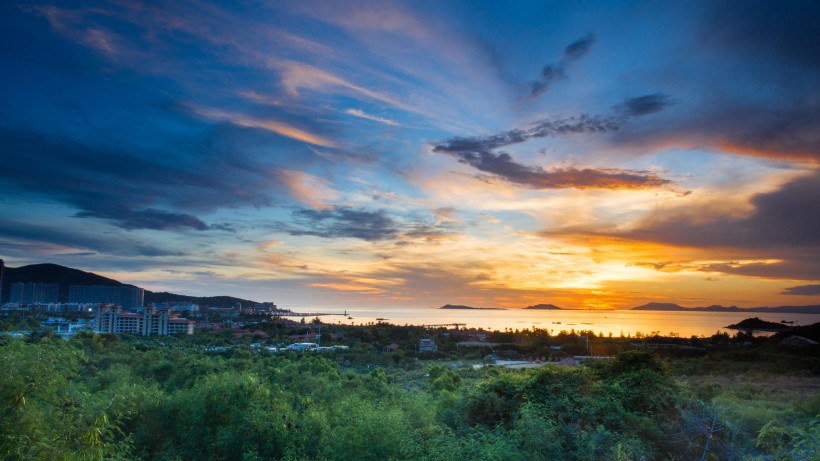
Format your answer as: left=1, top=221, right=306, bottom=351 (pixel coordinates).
left=1, top=324, right=818, bottom=460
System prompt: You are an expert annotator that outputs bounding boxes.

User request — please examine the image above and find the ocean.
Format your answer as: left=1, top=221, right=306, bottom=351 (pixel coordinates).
left=287, top=306, right=820, bottom=338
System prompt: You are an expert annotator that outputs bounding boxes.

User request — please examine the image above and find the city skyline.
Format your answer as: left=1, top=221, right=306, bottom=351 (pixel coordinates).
left=1, top=1, right=819, bottom=310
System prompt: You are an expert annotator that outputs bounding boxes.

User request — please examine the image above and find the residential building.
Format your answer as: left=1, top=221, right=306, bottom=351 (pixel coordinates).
left=10, top=282, right=59, bottom=304
left=95, top=306, right=193, bottom=335
left=419, top=338, right=437, bottom=352
left=70, top=285, right=144, bottom=309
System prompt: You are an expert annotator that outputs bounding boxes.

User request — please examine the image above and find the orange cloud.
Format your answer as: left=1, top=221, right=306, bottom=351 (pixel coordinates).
left=189, top=105, right=336, bottom=147
left=275, top=169, right=339, bottom=209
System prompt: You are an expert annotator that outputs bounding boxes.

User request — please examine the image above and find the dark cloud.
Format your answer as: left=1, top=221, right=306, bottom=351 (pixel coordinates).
left=704, top=0, right=820, bottom=70
left=279, top=207, right=456, bottom=243
left=75, top=208, right=209, bottom=231
left=694, top=256, right=820, bottom=280
left=548, top=172, right=820, bottom=280
left=0, top=128, right=278, bottom=231
left=611, top=2, right=820, bottom=161
left=434, top=114, right=621, bottom=154
left=284, top=207, right=400, bottom=241
left=563, top=34, right=596, bottom=60
left=450, top=150, right=671, bottom=190
left=531, top=64, right=566, bottom=97
left=782, top=284, right=820, bottom=296
left=530, top=34, right=596, bottom=97
left=0, top=220, right=185, bottom=257
left=614, top=94, right=674, bottom=117
left=433, top=114, right=673, bottom=190
left=620, top=172, right=820, bottom=248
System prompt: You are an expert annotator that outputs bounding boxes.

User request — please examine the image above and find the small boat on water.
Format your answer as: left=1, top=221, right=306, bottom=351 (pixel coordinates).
left=780, top=320, right=794, bottom=324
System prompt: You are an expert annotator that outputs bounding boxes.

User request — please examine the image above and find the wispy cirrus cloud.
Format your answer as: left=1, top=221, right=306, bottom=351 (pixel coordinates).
left=275, top=169, right=340, bottom=209
left=273, top=61, right=411, bottom=111
left=188, top=105, right=337, bottom=147
left=344, top=108, right=399, bottom=126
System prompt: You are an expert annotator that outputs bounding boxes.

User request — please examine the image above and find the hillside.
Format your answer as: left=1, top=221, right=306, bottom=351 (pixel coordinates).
left=439, top=304, right=505, bottom=310
left=725, top=317, right=792, bottom=331
left=631, top=302, right=685, bottom=311
left=2, top=263, right=262, bottom=308
left=144, top=291, right=262, bottom=309
left=2, top=263, right=125, bottom=302
left=524, top=303, right=563, bottom=310
left=631, top=302, right=820, bottom=314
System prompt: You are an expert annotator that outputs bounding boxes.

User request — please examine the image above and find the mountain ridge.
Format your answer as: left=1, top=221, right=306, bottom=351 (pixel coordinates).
left=1, top=263, right=263, bottom=308
left=631, top=302, right=820, bottom=314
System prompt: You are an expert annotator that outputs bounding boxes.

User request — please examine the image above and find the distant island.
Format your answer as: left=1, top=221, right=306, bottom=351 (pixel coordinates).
left=439, top=304, right=506, bottom=310
left=725, top=317, right=792, bottom=332
left=631, top=302, right=820, bottom=315
left=524, top=304, right=563, bottom=310
left=438, top=303, right=563, bottom=310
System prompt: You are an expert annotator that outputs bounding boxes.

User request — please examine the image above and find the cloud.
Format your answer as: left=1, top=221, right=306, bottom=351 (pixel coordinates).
left=704, top=0, right=820, bottom=71
left=344, top=108, right=399, bottom=126
left=563, top=34, right=596, bottom=60
left=433, top=114, right=673, bottom=190
left=530, top=33, right=595, bottom=97
left=434, top=114, right=621, bottom=154
left=75, top=208, right=209, bottom=231
left=548, top=172, right=820, bottom=280
left=275, top=169, right=340, bottom=209
left=0, top=220, right=184, bottom=257
left=273, top=60, right=412, bottom=112
left=782, top=284, right=820, bottom=296
left=614, top=94, right=674, bottom=117
left=277, top=206, right=456, bottom=243
left=448, top=150, right=672, bottom=190
left=0, top=128, right=278, bottom=231
left=189, top=105, right=337, bottom=147
left=622, top=172, right=820, bottom=249
left=609, top=2, right=820, bottom=162
left=283, top=207, right=400, bottom=241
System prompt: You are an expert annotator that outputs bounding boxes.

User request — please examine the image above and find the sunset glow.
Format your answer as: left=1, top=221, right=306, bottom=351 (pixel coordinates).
left=1, top=1, right=818, bottom=311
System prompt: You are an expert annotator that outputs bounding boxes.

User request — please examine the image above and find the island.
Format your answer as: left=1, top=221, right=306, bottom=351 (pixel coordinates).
left=725, top=317, right=793, bottom=333
left=631, top=302, right=820, bottom=314
left=523, top=303, right=563, bottom=310
left=439, top=304, right=506, bottom=310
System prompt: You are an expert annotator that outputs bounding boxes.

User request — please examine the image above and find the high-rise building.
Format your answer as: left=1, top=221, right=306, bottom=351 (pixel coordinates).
left=0, top=259, right=4, bottom=303
left=10, top=282, right=60, bottom=305
left=69, top=285, right=144, bottom=309
left=95, top=306, right=193, bottom=335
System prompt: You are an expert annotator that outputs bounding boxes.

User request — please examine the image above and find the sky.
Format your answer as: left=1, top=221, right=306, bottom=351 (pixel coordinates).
left=1, top=0, right=819, bottom=310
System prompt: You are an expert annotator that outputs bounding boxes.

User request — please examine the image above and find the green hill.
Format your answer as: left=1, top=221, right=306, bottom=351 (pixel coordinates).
left=2, top=263, right=124, bottom=302
left=2, top=263, right=262, bottom=308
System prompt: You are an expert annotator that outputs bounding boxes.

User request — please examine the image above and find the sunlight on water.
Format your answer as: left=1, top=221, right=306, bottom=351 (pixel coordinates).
left=297, top=307, right=820, bottom=337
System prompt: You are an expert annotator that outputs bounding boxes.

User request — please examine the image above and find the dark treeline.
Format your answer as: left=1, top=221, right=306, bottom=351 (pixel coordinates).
left=1, top=327, right=817, bottom=460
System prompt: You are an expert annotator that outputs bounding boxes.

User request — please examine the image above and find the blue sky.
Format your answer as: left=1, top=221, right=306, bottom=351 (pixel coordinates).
left=2, top=0, right=819, bottom=309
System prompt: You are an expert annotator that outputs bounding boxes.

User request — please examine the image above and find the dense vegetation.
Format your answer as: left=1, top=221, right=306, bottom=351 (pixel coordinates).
left=1, top=329, right=817, bottom=460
